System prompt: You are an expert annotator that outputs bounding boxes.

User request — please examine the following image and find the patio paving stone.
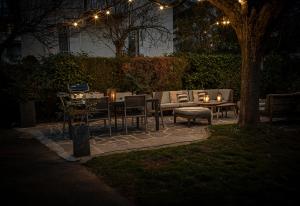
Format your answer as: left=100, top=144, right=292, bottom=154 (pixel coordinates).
left=17, top=112, right=238, bottom=161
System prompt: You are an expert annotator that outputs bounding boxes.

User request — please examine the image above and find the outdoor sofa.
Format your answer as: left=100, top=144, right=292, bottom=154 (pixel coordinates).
left=153, top=89, right=234, bottom=112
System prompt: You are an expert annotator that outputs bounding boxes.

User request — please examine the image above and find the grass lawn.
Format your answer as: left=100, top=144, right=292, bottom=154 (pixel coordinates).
left=85, top=124, right=300, bottom=206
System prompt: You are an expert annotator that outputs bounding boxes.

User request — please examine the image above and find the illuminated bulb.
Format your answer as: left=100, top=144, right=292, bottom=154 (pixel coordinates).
left=159, top=5, right=164, bottom=10
left=94, top=14, right=99, bottom=19
left=222, top=21, right=226, bottom=25
left=239, top=0, right=246, bottom=4
left=216, top=22, right=219, bottom=25
left=73, top=22, right=78, bottom=27
left=226, top=20, right=230, bottom=24
left=106, top=10, right=110, bottom=15
left=128, top=0, right=133, bottom=2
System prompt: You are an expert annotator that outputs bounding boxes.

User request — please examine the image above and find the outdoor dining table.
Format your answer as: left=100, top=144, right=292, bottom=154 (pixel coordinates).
left=110, top=98, right=160, bottom=131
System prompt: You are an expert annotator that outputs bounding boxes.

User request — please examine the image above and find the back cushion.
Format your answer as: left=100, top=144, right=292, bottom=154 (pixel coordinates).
left=160, top=91, right=170, bottom=104
left=192, top=90, right=206, bottom=103
left=198, top=92, right=207, bottom=102
left=177, top=93, right=189, bottom=103
left=218, top=89, right=233, bottom=102
left=170, top=91, right=188, bottom=103
left=206, top=89, right=219, bottom=100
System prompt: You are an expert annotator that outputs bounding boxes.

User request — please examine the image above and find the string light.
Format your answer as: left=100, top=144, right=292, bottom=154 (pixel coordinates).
left=238, top=0, right=246, bottom=5
left=67, top=1, right=178, bottom=29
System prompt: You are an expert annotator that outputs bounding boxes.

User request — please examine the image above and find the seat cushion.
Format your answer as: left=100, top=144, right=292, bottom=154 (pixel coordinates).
left=160, top=103, right=180, bottom=110
left=174, top=107, right=211, bottom=119
left=179, top=102, right=198, bottom=107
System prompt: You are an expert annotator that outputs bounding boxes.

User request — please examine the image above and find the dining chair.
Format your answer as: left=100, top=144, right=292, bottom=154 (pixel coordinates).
left=87, top=96, right=112, bottom=136
left=116, top=91, right=133, bottom=101
left=147, top=92, right=165, bottom=128
left=57, top=92, right=88, bottom=136
left=124, top=95, right=147, bottom=134
left=68, top=83, right=89, bottom=93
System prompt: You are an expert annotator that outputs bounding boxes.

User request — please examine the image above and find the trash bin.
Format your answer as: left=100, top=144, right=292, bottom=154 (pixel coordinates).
left=71, top=124, right=90, bottom=157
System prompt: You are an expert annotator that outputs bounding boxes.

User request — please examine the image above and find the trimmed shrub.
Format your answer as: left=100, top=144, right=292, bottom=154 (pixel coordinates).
left=182, top=53, right=241, bottom=101
left=121, top=56, right=188, bottom=93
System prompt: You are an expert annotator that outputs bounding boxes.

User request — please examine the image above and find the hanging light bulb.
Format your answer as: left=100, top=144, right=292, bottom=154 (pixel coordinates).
left=128, top=0, right=133, bottom=3
left=238, top=0, right=246, bottom=5
left=106, top=10, right=110, bottom=15
left=94, top=14, right=99, bottom=19
left=73, top=22, right=78, bottom=27
left=159, top=5, right=164, bottom=10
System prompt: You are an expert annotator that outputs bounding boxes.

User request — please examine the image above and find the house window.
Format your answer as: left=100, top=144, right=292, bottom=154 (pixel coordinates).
left=83, top=0, right=88, bottom=10
left=128, top=30, right=140, bottom=57
left=0, top=0, right=8, bottom=17
left=58, top=26, right=70, bottom=53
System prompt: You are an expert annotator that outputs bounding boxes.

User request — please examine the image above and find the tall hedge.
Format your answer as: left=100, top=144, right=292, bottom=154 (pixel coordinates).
left=4, top=52, right=299, bottom=123
left=182, top=53, right=241, bottom=100
left=121, top=57, right=188, bottom=92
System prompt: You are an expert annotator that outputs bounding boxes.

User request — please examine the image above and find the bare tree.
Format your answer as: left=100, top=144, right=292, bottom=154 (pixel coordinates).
left=77, top=0, right=172, bottom=57
left=0, top=0, right=68, bottom=61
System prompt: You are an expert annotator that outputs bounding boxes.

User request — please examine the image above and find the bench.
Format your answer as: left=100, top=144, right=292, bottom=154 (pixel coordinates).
left=263, top=92, right=300, bottom=122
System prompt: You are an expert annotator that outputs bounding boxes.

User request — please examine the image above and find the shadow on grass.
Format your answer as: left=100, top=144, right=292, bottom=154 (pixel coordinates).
left=85, top=123, right=300, bottom=206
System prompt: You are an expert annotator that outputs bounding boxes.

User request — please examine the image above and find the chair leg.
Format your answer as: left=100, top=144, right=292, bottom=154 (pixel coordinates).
left=62, top=113, right=66, bottom=136
left=160, top=110, right=164, bottom=128
left=109, top=118, right=112, bottom=136
left=124, top=112, right=128, bottom=134
left=144, top=115, right=147, bottom=133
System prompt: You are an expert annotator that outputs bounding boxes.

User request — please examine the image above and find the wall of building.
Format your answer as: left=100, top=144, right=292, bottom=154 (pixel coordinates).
left=20, top=1, right=173, bottom=58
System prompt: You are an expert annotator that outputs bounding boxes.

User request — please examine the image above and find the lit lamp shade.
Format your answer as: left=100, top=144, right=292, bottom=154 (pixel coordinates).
left=203, top=94, right=210, bottom=103
left=107, top=88, right=116, bottom=102
left=217, top=93, right=222, bottom=102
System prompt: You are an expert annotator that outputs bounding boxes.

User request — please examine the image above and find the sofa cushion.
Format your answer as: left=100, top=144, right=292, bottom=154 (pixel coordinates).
left=159, top=91, right=170, bottom=104
left=197, top=91, right=207, bottom=102
left=177, top=93, right=189, bottom=103
left=190, top=90, right=206, bottom=103
left=218, top=89, right=233, bottom=102
left=170, top=90, right=188, bottom=103
left=206, top=89, right=219, bottom=100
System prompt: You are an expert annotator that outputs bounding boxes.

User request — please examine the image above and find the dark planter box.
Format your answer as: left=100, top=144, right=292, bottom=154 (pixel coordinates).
left=71, top=125, right=91, bottom=157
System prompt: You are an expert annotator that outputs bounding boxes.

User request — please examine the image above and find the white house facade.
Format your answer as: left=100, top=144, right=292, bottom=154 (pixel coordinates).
left=21, top=0, right=174, bottom=59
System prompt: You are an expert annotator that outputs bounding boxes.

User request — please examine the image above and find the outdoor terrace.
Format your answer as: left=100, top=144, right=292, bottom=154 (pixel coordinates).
left=17, top=112, right=240, bottom=162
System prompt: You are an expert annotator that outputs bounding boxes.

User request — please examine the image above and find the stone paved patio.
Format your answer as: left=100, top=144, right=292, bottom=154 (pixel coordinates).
left=17, top=112, right=238, bottom=162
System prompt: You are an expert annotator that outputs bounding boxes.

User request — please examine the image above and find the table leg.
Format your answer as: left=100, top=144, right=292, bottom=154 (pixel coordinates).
left=155, top=101, right=159, bottom=131
left=136, top=117, right=139, bottom=128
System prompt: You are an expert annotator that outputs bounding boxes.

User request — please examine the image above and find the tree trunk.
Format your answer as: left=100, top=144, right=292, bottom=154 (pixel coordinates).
left=114, top=40, right=125, bottom=57
left=238, top=23, right=262, bottom=127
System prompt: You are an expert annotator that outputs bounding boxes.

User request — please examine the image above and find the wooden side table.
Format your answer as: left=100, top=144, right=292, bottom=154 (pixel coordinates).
left=216, top=103, right=238, bottom=119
